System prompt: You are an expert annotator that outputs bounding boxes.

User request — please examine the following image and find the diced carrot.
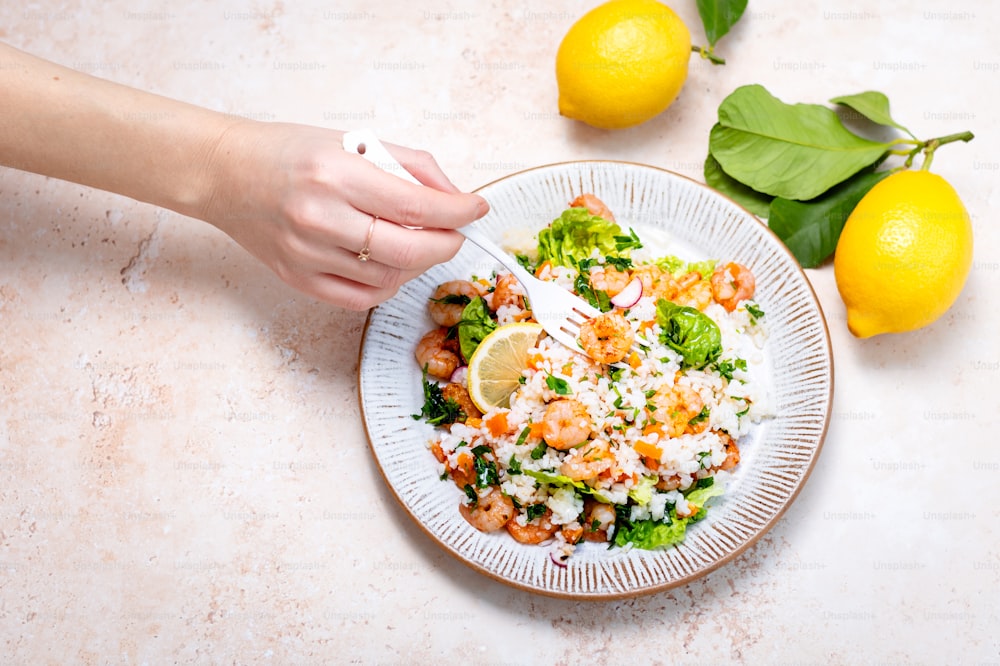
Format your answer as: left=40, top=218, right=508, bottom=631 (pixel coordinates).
left=633, top=439, right=663, bottom=460
left=529, top=421, right=547, bottom=438
left=465, top=417, right=483, bottom=429
left=642, top=423, right=664, bottom=438
left=639, top=319, right=656, bottom=334
left=485, top=412, right=509, bottom=437
left=628, top=351, right=642, bottom=369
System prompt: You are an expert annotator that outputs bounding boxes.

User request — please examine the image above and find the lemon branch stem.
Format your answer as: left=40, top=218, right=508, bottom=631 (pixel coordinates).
left=919, top=131, right=974, bottom=171
left=692, top=45, right=725, bottom=65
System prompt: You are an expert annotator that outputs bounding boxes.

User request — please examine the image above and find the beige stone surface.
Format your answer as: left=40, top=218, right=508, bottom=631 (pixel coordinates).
left=1, top=1, right=998, bottom=663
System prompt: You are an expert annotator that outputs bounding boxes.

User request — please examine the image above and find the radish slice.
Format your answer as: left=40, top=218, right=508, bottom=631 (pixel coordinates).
left=610, top=277, right=643, bottom=308
left=450, top=366, right=468, bottom=386
left=549, top=551, right=568, bottom=568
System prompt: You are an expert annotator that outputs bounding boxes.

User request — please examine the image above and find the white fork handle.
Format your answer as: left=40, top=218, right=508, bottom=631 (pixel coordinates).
left=342, top=129, right=422, bottom=186
left=456, top=224, right=538, bottom=287
left=342, top=129, right=534, bottom=284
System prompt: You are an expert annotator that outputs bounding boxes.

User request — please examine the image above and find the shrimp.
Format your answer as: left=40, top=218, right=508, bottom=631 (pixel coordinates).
left=581, top=499, right=616, bottom=543
left=656, top=474, right=684, bottom=491
left=560, top=522, right=584, bottom=545
left=415, top=327, right=460, bottom=379
left=448, top=450, right=475, bottom=488
left=559, top=438, right=613, bottom=482
left=442, top=383, right=483, bottom=422
left=711, top=262, right=756, bottom=312
left=650, top=384, right=708, bottom=438
left=540, top=399, right=593, bottom=451
left=588, top=265, right=631, bottom=298
left=569, top=193, right=616, bottom=223
left=578, top=312, right=634, bottom=364
left=673, top=271, right=712, bottom=311
left=490, top=272, right=525, bottom=311
left=506, top=507, right=558, bottom=545
left=428, top=280, right=484, bottom=327
left=716, top=431, right=741, bottom=471
left=630, top=264, right=678, bottom=302
left=459, top=486, right=516, bottom=532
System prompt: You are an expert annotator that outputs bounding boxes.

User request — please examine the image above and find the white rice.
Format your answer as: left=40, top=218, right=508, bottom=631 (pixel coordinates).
left=425, top=246, right=774, bottom=555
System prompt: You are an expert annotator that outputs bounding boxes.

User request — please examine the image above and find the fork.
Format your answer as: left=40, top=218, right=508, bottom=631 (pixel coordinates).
left=342, top=129, right=603, bottom=352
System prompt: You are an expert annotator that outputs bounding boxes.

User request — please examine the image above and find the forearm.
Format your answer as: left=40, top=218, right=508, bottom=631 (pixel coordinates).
left=0, top=41, right=234, bottom=219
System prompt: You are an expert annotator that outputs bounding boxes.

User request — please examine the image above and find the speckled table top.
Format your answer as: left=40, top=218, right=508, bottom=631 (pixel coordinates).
left=1, top=1, right=998, bottom=663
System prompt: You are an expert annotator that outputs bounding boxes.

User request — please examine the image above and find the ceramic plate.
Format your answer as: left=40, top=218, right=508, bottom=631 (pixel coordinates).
left=358, top=161, right=833, bottom=599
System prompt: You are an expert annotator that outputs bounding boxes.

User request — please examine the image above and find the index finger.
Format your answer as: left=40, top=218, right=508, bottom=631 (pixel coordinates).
left=343, top=154, right=489, bottom=230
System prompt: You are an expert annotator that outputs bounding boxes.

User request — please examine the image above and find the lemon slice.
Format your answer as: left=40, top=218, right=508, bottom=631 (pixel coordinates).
left=466, top=323, right=543, bottom=413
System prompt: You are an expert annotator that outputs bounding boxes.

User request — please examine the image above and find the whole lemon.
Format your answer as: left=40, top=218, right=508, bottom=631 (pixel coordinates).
left=834, top=169, right=973, bottom=338
left=556, top=0, right=691, bottom=129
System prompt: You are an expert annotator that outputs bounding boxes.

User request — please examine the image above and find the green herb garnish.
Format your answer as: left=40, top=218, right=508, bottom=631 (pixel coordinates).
left=545, top=374, right=572, bottom=395
left=411, top=365, right=464, bottom=426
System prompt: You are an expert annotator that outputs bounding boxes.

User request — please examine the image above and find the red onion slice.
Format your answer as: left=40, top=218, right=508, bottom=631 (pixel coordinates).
left=450, top=366, right=468, bottom=386
left=610, top=277, right=643, bottom=308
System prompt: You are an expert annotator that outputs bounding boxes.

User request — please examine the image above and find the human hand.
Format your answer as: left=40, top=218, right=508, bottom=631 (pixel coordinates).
left=200, top=121, right=489, bottom=310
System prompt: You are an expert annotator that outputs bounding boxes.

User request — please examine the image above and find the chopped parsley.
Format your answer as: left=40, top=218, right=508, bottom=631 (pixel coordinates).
left=745, top=302, right=765, bottom=324
left=525, top=504, right=548, bottom=521
left=515, top=426, right=531, bottom=446
left=507, top=455, right=523, bottom=475
left=614, top=228, right=643, bottom=252
left=463, top=484, right=478, bottom=507
left=603, top=255, right=633, bottom=271
left=529, top=442, right=548, bottom=460
left=471, top=445, right=499, bottom=487
left=689, top=406, right=711, bottom=425
left=714, top=358, right=748, bottom=381
left=545, top=374, right=572, bottom=395
left=515, top=254, right=536, bottom=272
left=411, top=365, right=464, bottom=426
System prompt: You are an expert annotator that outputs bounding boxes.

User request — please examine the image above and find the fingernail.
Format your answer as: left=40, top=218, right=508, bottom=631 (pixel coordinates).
left=474, top=197, right=490, bottom=219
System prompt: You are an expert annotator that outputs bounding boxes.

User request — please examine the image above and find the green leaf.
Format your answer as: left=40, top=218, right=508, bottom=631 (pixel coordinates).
left=655, top=299, right=723, bottom=369
left=545, top=374, right=572, bottom=395
left=524, top=469, right=614, bottom=503
left=710, top=84, right=894, bottom=200
left=456, top=296, right=497, bottom=362
left=695, top=0, right=748, bottom=47
left=768, top=168, right=892, bottom=268
left=830, top=91, right=915, bottom=138
left=704, top=151, right=773, bottom=217
left=411, top=365, right=464, bottom=426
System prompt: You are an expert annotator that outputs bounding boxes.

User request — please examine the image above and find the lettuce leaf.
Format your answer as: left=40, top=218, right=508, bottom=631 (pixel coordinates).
left=685, top=478, right=726, bottom=508
left=628, top=476, right=658, bottom=506
left=457, top=296, right=496, bottom=362
left=655, top=299, right=723, bottom=369
left=654, top=255, right=718, bottom=280
left=537, top=207, right=632, bottom=268
left=613, top=516, right=689, bottom=550
left=613, top=479, right=726, bottom=550
left=524, top=469, right=613, bottom=503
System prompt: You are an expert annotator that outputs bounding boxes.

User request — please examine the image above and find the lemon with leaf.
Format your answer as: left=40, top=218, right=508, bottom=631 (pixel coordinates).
left=833, top=169, right=973, bottom=338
